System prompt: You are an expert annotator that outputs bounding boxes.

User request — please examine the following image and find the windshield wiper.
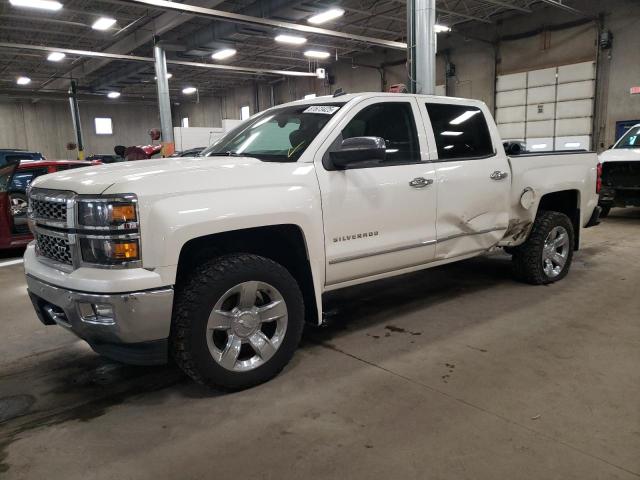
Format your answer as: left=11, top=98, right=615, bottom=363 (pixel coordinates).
left=206, top=151, right=244, bottom=157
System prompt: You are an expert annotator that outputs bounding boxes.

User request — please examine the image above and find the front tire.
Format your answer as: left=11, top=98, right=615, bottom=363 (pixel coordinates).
left=171, top=254, right=305, bottom=390
left=512, top=211, right=574, bottom=285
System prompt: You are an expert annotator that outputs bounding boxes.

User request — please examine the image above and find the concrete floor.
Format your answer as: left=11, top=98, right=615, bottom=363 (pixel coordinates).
left=0, top=210, right=639, bottom=480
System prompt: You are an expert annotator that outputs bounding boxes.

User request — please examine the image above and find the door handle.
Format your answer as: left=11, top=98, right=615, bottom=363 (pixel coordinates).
left=490, top=171, right=509, bottom=181
left=409, top=177, right=433, bottom=188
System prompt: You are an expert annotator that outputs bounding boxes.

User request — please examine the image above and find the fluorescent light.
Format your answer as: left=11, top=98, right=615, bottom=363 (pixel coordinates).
left=308, top=8, right=344, bottom=24
left=304, top=93, right=317, bottom=99
left=531, top=143, right=548, bottom=150
left=275, top=34, right=307, bottom=45
left=304, top=50, right=330, bottom=59
left=16, top=76, right=31, bottom=85
left=47, top=52, right=65, bottom=62
left=107, top=91, right=121, bottom=99
left=9, top=0, right=62, bottom=11
left=434, top=24, right=451, bottom=33
left=182, top=87, right=197, bottom=94
left=440, top=131, right=463, bottom=136
left=449, top=110, right=480, bottom=125
left=211, top=48, right=236, bottom=60
left=444, top=145, right=454, bottom=150
left=92, top=17, right=116, bottom=30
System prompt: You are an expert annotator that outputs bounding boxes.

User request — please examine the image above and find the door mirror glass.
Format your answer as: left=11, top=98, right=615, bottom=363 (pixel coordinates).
left=329, top=136, right=386, bottom=168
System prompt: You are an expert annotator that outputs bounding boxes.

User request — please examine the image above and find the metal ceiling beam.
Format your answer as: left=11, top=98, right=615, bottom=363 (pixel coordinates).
left=537, top=0, right=591, bottom=17
left=0, top=43, right=317, bottom=78
left=114, top=0, right=408, bottom=50
left=476, top=0, right=531, bottom=13
left=44, top=0, right=228, bottom=90
left=436, top=7, right=493, bottom=23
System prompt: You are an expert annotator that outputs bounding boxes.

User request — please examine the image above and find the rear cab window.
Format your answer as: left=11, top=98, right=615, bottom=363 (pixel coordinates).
left=425, top=103, right=495, bottom=160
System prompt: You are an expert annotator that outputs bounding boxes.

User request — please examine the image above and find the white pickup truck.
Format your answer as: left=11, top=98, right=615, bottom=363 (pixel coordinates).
left=598, top=123, right=640, bottom=217
left=24, top=93, right=601, bottom=389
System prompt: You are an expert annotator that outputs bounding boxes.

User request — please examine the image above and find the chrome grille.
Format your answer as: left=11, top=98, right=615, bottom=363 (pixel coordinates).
left=31, top=198, right=67, bottom=223
left=36, top=232, right=73, bottom=265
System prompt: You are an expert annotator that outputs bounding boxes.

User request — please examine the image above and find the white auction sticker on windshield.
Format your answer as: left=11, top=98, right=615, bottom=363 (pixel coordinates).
left=303, top=105, right=340, bottom=115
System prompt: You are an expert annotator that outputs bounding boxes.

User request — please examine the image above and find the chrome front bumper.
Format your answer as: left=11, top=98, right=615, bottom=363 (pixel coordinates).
left=26, top=275, right=174, bottom=365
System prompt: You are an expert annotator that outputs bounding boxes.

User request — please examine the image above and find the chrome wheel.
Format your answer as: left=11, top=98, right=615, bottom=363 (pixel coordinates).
left=542, top=226, right=569, bottom=278
left=10, top=196, right=28, bottom=217
left=206, top=281, right=288, bottom=372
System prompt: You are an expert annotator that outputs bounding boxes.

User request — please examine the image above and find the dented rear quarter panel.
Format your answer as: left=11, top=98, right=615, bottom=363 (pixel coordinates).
left=502, top=152, right=599, bottom=246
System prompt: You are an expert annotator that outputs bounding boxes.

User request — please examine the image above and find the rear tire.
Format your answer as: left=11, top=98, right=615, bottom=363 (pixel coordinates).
left=171, top=254, right=305, bottom=390
left=512, top=211, right=574, bottom=285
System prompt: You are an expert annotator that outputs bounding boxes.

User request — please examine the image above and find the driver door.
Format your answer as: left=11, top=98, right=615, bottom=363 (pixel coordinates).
left=314, top=97, right=437, bottom=286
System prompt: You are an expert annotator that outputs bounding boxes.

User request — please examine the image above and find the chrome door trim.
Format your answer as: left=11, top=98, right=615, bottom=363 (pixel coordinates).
left=328, top=239, right=437, bottom=265
left=327, top=227, right=507, bottom=265
left=436, top=226, right=507, bottom=243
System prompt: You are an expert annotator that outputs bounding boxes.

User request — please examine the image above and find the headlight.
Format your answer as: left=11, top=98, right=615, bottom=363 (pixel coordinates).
left=77, top=195, right=138, bottom=229
left=75, top=194, right=141, bottom=268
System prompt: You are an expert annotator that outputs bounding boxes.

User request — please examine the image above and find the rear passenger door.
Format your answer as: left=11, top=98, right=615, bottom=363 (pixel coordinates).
left=419, top=101, right=511, bottom=260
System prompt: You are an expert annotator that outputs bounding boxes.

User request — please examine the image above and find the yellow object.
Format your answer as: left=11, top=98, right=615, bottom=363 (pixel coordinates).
left=111, top=204, right=137, bottom=223
left=113, top=241, right=139, bottom=260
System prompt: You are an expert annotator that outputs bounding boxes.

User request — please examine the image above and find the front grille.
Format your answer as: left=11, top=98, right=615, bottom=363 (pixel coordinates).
left=36, top=232, right=72, bottom=265
left=31, top=198, right=67, bottom=223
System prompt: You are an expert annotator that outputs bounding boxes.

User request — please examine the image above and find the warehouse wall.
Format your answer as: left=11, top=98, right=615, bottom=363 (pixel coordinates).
left=0, top=100, right=161, bottom=159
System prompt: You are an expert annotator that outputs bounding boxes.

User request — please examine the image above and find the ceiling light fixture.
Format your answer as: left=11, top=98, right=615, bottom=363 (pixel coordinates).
left=182, top=87, right=197, bottom=94
left=304, top=50, right=330, bottom=59
left=434, top=24, right=451, bottom=33
left=275, top=34, right=307, bottom=45
left=308, top=8, right=344, bottom=24
left=92, top=17, right=116, bottom=31
left=449, top=110, right=480, bottom=125
left=211, top=48, right=236, bottom=60
left=16, top=76, right=31, bottom=85
left=107, top=91, right=121, bottom=99
left=9, top=0, right=62, bottom=11
left=47, top=52, right=65, bottom=62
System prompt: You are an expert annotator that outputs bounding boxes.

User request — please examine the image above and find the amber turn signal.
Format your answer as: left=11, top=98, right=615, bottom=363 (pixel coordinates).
left=111, top=204, right=137, bottom=223
left=113, top=241, right=139, bottom=260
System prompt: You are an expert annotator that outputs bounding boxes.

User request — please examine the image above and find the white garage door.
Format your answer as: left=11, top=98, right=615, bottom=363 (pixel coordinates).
left=495, top=61, right=595, bottom=152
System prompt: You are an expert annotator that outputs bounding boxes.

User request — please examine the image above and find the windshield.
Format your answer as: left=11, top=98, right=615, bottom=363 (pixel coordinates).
left=201, top=103, right=344, bottom=162
left=615, top=126, right=640, bottom=149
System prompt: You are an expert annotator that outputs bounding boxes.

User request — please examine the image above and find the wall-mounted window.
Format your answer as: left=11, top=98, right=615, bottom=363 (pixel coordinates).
left=240, top=105, right=250, bottom=120
left=181, top=117, right=189, bottom=128
left=94, top=117, right=113, bottom=135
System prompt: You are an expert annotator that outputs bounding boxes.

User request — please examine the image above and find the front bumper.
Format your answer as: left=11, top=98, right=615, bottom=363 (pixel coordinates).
left=26, top=274, right=173, bottom=365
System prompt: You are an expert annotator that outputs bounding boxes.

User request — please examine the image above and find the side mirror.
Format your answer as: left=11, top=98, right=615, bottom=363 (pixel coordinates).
left=329, top=136, right=386, bottom=169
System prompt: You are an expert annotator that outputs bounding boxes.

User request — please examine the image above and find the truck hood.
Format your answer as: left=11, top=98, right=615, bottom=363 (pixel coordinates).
left=599, top=148, right=640, bottom=163
left=30, top=156, right=288, bottom=195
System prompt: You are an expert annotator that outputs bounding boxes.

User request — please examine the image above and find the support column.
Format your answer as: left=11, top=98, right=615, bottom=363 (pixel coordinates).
left=407, top=0, right=417, bottom=93
left=68, top=80, right=84, bottom=160
left=413, top=0, right=436, bottom=95
left=153, top=38, right=174, bottom=156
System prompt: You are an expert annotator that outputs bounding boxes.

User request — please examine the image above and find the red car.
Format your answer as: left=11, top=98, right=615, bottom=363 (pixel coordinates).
left=0, top=159, right=99, bottom=250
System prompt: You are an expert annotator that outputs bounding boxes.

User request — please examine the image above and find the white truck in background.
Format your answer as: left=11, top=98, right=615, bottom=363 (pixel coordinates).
left=598, top=123, right=640, bottom=217
left=24, top=93, right=601, bottom=389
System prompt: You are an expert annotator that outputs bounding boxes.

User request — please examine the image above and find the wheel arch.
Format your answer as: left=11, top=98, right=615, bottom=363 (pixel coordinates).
left=536, top=189, right=581, bottom=250
left=176, top=224, right=319, bottom=325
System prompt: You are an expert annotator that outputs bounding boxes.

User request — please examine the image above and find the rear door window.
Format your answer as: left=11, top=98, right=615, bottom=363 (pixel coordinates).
left=425, top=103, right=494, bottom=160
